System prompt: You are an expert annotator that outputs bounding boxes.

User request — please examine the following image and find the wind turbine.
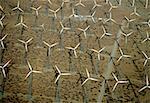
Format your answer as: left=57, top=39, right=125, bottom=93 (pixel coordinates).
left=89, top=47, right=106, bottom=61
left=25, top=60, right=42, bottom=80
left=65, top=43, right=80, bottom=58
left=0, top=60, right=11, bottom=78
left=54, top=65, right=72, bottom=83
left=112, top=73, right=129, bottom=92
left=138, top=74, right=150, bottom=92
left=18, top=38, right=33, bottom=52
left=81, top=68, right=99, bottom=86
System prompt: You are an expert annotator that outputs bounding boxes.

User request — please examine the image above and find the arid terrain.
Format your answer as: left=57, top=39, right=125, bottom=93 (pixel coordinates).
left=0, top=0, right=150, bottom=103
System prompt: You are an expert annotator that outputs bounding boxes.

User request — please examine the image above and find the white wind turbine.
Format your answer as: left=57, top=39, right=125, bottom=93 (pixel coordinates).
left=15, top=16, right=28, bottom=28
left=0, top=60, right=11, bottom=78
left=130, top=7, right=141, bottom=17
left=59, top=21, right=71, bottom=34
left=18, top=38, right=33, bottom=52
left=30, top=6, right=42, bottom=17
left=40, top=24, right=46, bottom=31
left=142, top=51, right=150, bottom=66
left=141, top=31, right=150, bottom=43
left=100, top=25, right=112, bottom=39
left=89, top=47, right=106, bottom=61
left=124, top=16, right=136, bottom=27
left=48, top=7, right=60, bottom=19
left=108, top=1, right=118, bottom=12
left=121, top=31, right=133, bottom=44
left=77, top=25, right=90, bottom=38
left=105, top=12, right=117, bottom=24
left=43, top=41, right=58, bottom=56
left=117, top=47, right=131, bottom=62
left=86, top=11, right=96, bottom=23
left=12, top=1, right=24, bottom=12
left=81, top=68, right=99, bottom=86
left=142, top=19, right=150, bottom=27
left=112, top=73, right=129, bottom=92
left=92, top=0, right=101, bottom=10
left=54, top=65, right=72, bottom=83
left=25, top=60, right=42, bottom=80
left=138, top=74, right=150, bottom=92
left=75, top=0, right=85, bottom=7
left=65, top=43, right=80, bottom=58
left=69, top=7, right=79, bottom=18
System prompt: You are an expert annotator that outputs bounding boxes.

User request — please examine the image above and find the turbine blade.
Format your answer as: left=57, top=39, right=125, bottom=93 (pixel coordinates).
left=55, top=75, right=60, bottom=83
left=90, top=77, right=99, bottom=81
left=55, top=65, right=61, bottom=74
left=117, top=56, right=122, bottom=62
left=27, top=60, right=33, bottom=71
left=86, top=68, right=90, bottom=78
left=3, top=60, right=11, bottom=68
left=2, top=68, right=6, bottom=78
left=138, top=86, right=147, bottom=92
left=26, top=38, right=33, bottom=43
left=112, top=73, right=118, bottom=81
left=81, top=78, right=88, bottom=86
left=75, top=43, right=80, bottom=49
left=50, top=42, right=58, bottom=48
left=1, top=34, right=7, bottom=40
left=112, top=82, right=118, bottom=92
left=32, top=70, right=42, bottom=73
left=25, top=71, right=32, bottom=80
left=43, top=41, right=50, bottom=47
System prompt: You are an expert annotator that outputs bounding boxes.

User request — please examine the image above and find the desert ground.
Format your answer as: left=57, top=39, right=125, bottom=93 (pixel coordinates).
left=0, top=0, right=150, bottom=103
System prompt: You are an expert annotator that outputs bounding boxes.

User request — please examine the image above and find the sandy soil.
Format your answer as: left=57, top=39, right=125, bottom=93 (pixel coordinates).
left=0, top=0, right=150, bottom=103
